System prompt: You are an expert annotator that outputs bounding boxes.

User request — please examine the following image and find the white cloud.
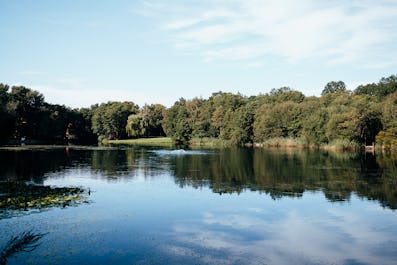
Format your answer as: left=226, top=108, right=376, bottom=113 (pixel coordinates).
left=139, top=0, right=397, bottom=67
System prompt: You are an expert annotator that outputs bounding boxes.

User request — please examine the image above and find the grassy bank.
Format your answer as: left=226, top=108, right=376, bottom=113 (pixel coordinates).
left=255, top=137, right=360, bottom=151
left=106, top=137, right=173, bottom=147
left=107, top=137, right=232, bottom=148
left=190, top=137, right=231, bottom=148
left=106, top=136, right=365, bottom=151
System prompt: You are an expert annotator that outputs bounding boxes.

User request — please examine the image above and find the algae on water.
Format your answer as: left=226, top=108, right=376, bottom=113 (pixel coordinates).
left=0, top=181, right=89, bottom=218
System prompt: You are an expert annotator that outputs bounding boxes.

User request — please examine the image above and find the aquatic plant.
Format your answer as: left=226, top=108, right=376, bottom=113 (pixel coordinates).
left=0, top=230, right=46, bottom=265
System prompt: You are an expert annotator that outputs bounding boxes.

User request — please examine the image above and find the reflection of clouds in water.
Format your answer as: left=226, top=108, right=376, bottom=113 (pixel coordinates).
left=162, top=207, right=397, bottom=265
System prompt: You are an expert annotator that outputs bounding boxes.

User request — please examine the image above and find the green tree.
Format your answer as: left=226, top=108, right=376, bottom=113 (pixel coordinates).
left=163, top=98, right=192, bottom=145
left=126, top=113, right=146, bottom=138
left=0, top=84, right=13, bottom=141
left=254, top=101, right=302, bottom=142
left=322, top=81, right=346, bottom=95
left=269, top=87, right=305, bottom=103
left=376, top=128, right=397, bottom=149
left=355, top=74, right=397, bottom=99
left=208, top=92, right=246, bottom=137
left=301, top=98, right=328, bottom=145
left=92, top=101, right=138, bottom=140
left=7, top=86, right=45, bottom=139
left=126, top=104, right=166, bottom=138
left=325, top=94, right=382, bottom=144
left=230, top=103, right=256, bottom=145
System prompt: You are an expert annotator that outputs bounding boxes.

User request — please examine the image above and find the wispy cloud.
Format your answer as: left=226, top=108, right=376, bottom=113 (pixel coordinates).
left=139, top=0, right=397, bottom=67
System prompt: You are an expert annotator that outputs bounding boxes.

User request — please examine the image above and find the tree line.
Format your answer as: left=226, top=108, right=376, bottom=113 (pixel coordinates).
left=163, top=75, right=397, bottom=148
left=0, top=74, right=396, bottom=148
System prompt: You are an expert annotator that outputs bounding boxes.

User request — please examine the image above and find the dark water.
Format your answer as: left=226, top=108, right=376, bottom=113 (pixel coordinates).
left=0, top=147, right=396, bottom=265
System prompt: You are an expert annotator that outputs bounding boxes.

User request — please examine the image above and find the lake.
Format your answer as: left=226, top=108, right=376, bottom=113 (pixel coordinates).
left=0, top=146, right=396, bottom=265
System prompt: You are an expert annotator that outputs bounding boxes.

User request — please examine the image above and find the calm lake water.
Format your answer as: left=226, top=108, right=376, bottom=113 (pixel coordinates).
left=0, top=146, right=396, bottom=265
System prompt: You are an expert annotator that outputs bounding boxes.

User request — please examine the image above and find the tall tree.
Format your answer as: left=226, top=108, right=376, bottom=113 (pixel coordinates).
left=322, top=81, right=346, bottom=95
left=91, top=101, right=138, bottom=140
left=7, top=86, right=45, bottom=139
left=163, top=98, right=192, bottom=145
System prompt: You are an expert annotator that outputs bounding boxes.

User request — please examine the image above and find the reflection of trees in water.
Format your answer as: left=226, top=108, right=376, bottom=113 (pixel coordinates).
left=171, top=149, right=397, bottom=209
left=91, top=148, right=170, bottom=179
left=0, top=230, right=46, bottom=265
left=0, top=147, right=163, bottom=182
left=0, top=147, right=396, bottom=209
left=0, top=149, right=72, bottom=183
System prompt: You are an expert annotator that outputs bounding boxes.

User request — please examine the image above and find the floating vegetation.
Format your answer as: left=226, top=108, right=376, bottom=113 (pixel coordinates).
left=0, top=145, right=118, bottom=151
left=0, top=181, right=89, bottom=218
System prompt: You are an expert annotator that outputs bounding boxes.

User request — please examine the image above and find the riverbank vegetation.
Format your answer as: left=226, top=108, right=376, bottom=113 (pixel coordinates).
left=0, top=74, right=396, bottom=149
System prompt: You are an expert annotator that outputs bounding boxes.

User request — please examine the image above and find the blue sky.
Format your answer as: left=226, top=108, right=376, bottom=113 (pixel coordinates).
left=1, top=0, right=396, bottom=108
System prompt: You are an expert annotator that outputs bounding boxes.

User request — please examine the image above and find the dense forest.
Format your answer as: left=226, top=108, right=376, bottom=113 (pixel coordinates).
left=0, top=74, right=396, bottom=149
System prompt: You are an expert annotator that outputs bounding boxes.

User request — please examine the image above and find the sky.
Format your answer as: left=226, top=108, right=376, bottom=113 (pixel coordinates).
left=1, top=0, right=397, bottom=108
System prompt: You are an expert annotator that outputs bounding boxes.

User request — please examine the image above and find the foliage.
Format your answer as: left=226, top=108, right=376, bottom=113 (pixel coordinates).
left=162, top=98, right=192, bottom=145
left=254, top=101, right=302, bottom=142
left=376, top=128, right=397, bottom=149
left=321, top=81, right=346, bottom=95
left=0, top=74, right=396, bottom=148
left=354, top=74, right=397, bottom=99
left=0, top=84, right=96, bottom=144
left=91, top=101, right=138, bottom=140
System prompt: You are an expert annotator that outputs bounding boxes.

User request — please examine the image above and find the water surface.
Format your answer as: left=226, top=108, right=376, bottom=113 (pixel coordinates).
left=0, top=147, right=396, bottom=265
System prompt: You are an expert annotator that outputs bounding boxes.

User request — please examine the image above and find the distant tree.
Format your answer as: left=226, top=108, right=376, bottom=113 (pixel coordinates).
left=208, top=92, right=246, bottom=137
left=185, top=98, right=208, bottom=139
left=163, top=98, right=192, bottom=145
left=376, top=128, right=397, bottom=149
left=355, top=74, right=397, bottom=99
left=0, top=84, right=13, bottom=141
left=230, top=103, right=256, bottom=145
left=7, top=86, right=45, bottom=139
left=254, top=101, right=302, bottom=142
left=144, top=104, right=166, bottom=137
left=91, top=101, right=138, bottom=140
left=322, top=81, right=346, bottom=95
left=301, top=98, right=328, bottom=145
left=325, top=94, right=382, bottom=144
left=268, top=87, right=305, bottom=103
left=126, top=113, right=146, bottom=138
left=381, top=92, right=397, bottom=130
left=270, top=86, right=292, bottom=95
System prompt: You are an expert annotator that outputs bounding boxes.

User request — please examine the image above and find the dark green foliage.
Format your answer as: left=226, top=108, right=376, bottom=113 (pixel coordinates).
left=322, top=81, right=346, bottom=95
left=91, top=101, right=138, bottom=140
left=355, top=74, right=397, bottom=99
left=0, top=84, right=97, bottom=144
left=126, top=104, right=165, bottom=138
left=254, top=101, right=303, bottom=142
left=269, top=87, right=305, bottom=103
left=301, top=99, right=329, bottom=145
left=0, top=74, right=396, bottom=148
left=376, top=128, right=397, bottom=149
left=163, top=98, right=192, bottom=145
left=0, top=84, right=14, bottom=142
